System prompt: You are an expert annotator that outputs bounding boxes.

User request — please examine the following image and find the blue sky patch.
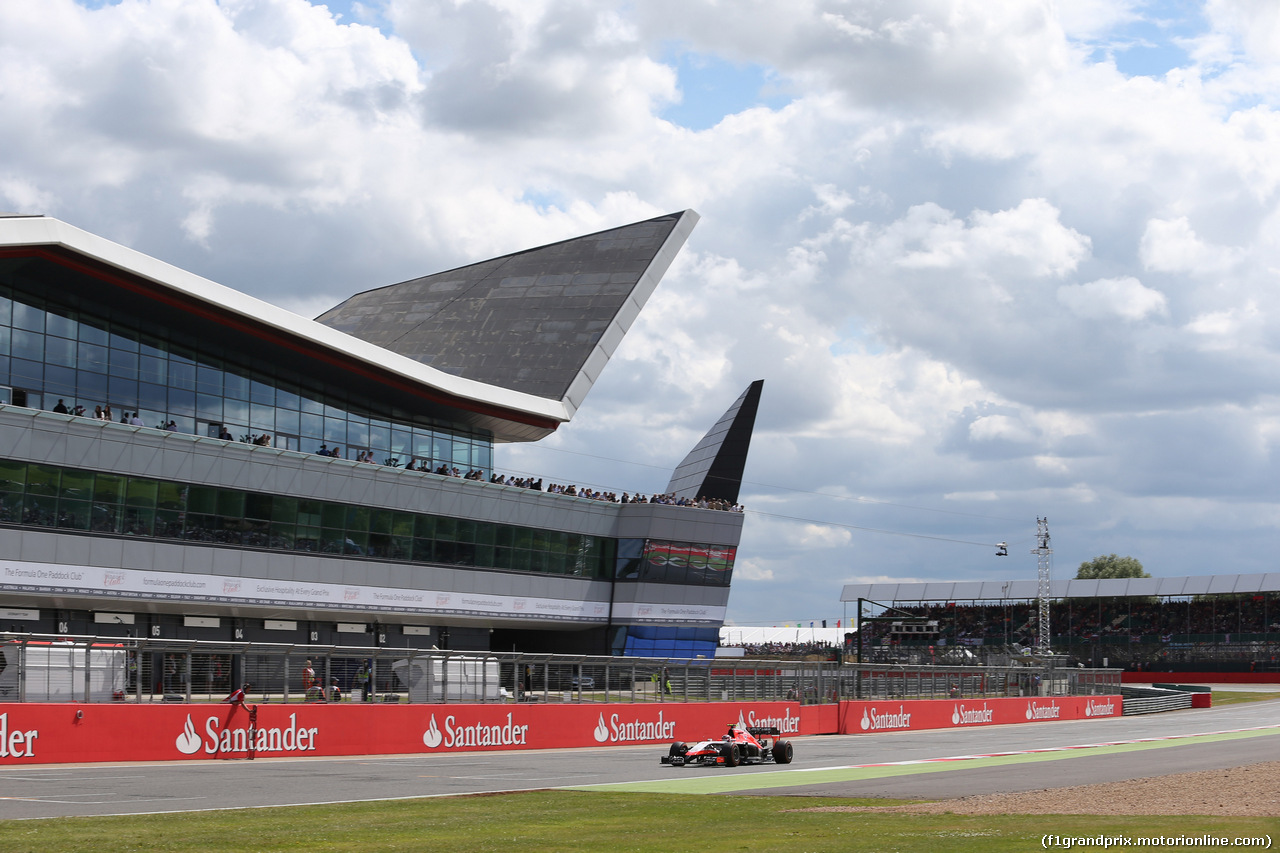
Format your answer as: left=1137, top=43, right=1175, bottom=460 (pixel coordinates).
left=658, top=44, right=791, bottom=131
left=1088, top=0, right=1208, bottom=79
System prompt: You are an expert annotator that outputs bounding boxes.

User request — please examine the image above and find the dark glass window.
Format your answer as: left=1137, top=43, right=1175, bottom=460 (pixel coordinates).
left=12, top=329, right=42, bottom=361
left=78, top=341, right=109, bottom=374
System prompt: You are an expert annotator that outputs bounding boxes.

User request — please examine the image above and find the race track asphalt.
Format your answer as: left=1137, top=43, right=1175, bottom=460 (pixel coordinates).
left=0, top=698, right=1275, bottom=820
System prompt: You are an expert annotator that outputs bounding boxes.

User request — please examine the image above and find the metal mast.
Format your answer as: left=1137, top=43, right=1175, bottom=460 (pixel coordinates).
left=1032, top=517, right=1052, bottom=655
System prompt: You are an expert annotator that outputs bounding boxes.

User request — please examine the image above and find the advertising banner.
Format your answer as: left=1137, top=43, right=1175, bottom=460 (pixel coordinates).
left=0, top=695, right=1121, bottom=765
left=841, top=695, right=1121, bottom=734
left=0, top=701, right=812, bottom=765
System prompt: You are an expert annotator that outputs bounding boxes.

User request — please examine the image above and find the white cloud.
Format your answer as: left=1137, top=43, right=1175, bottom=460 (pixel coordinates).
left=1057, top=276, right=1170, bottom=321
left=1140, top=217, right=1239, bottom=274
left=7, top=0, right=1280, bottom=623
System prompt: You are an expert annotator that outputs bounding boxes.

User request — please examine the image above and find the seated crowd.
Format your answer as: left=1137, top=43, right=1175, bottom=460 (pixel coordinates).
left=726, top=641, right=840, bottom=660
left=858, top=598, right=1280, bottom=646
left=40, top=398, right=742, bottom=513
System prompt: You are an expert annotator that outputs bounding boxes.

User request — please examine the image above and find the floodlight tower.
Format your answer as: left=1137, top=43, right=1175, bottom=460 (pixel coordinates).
left=1032, top=517, right=1052, bottom=655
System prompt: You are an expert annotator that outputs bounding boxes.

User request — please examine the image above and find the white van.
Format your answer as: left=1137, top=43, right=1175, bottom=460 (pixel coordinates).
left=0, top=641, right=129, bottom=702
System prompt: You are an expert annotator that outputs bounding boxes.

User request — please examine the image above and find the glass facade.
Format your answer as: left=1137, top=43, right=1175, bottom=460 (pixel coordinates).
left=0, top=460, right=736, bottom=586
left=0, top=279, right=493, bottom=471
left=0, top=459, right=614, bottom=578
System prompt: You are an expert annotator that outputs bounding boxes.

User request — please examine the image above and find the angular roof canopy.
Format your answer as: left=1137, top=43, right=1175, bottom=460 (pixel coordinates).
left=665, top=380, right=764, bottom=504
left=0, top=212, right=700, bottom=442
left=316, top=211, right=699, bottom=417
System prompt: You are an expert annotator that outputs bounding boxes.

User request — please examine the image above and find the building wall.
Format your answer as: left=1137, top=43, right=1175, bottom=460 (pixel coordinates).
left=0, top=406, right=740, bottom=652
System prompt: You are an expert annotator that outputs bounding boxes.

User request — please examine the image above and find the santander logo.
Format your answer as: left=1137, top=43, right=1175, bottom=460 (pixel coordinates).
left=950, top=703, right=994, bottom=726
left=1025, top=700, right=1061, bottom=720
left=175, top=715, right=202, bottom=755
left=860, top=705, right=912, bottom=731
left=595, top=711, right=676, bottom=743
left=1084, top=698, right=1116, bottom=717
left=174, top=713, right=318, bottom=756
left=423, top=715, right=443, bottom=748
left=422, top=712, right=529, bottom=749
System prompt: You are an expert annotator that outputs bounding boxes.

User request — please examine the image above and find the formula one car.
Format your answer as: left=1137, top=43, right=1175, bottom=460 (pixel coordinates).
left=660, top=723, right=794, bottom=767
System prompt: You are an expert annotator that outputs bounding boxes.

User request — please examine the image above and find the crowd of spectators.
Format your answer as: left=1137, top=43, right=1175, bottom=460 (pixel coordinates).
left=322, top=449, right=745, bottom=512
left=727, top=641, right=840, bottom=660
left=859, top=597, right=1280, bottom=646
left=35, top=397, right=743, bottom=514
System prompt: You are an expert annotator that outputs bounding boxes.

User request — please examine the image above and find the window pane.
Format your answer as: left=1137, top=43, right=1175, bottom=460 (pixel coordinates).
left=224, top=371, right=249, bottom=400
left=12, top=329, right=43, bottom=361
left=138, top=382, right=167, bottom=413
left=245, top=493, right=272, bottom=521
left=12, top=302, right=44, bottom=333
left=94, top=474, right=124, bottom=504
left=0, top=460, right=26, bottom=492
left=197, top=364, right=223, bottom=394
left=169, top=360, right=196, bottom=390
left=59, top=469, right=93, bottom=502
left=45, top=312, right=75, bottom=339
left=78, top=320, right=109, bottom=345
left=78, top=341, right=109, bottom=374
left=123, top=507, right=153, bottom=536
left=249, top=402, right=275, bottom=431
left=216, top=490, right=244, bottom=517
left=140, top=355, right=167, bottom=385
left=109, top=329, right=139, bottom=353
left=156, top=481, right=185, bottom=510
left=271, top=497, right=298, bottom=523
left=25, top=464, right=59, bottom=496
left=23, top=494, right=57, bottom=526
left=187, top=486, right=217, bottom=514
left=250, top=378, right=275, bottom=405
left=125, top=479, right=158, bottom=508
left=45, top=336, right=75, bottom=368
left=196, top=393, right=222, bottom=420
left=345, top=506, right=370, bottom=532
left=91, top=502, right=120, bottom=533
left=109, top=348, right=139, bottom=379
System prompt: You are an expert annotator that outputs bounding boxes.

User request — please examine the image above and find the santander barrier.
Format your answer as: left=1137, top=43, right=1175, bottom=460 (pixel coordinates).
left=0, top=694, right=1121, bottom=765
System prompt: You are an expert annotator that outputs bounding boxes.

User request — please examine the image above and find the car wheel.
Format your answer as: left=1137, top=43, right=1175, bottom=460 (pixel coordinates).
left=668, top=742, right=688, bottom=758
left=773, top=740, right=793, bottom=764
left=724, top=744, right=739, bottom=767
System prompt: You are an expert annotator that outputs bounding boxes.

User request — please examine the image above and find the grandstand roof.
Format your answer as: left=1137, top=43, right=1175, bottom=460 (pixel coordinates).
left=840, top=573, right=1280, bottom=603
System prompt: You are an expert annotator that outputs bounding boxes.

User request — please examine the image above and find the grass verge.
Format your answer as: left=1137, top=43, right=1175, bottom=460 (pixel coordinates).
left=0, top=791, right=1275, bottom=853
left=1211, top=690, right=1280, bottom=705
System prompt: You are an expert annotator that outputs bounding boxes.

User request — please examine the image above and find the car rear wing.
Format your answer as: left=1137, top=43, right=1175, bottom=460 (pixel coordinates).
left=746, top=726, right=780, bottom=737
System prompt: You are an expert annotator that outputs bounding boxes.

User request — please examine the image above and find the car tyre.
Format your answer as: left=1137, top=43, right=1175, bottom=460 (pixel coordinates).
left=773, top=740, right=793, bottom=764
left=668, top=742, right=688, bottom=758
left=724, top=744, right=739, bottom=767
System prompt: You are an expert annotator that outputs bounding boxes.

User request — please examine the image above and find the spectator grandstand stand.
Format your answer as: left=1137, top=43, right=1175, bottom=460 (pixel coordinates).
left=841, top=574, right=1280, bottom=674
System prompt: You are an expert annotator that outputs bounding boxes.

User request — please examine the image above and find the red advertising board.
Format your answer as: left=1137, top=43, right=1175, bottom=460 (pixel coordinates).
left=0, top=701, right=811, bottom=765
left=841, top=695, right=1121, bottom=734
left=0, top=695, right=1121, bottom=765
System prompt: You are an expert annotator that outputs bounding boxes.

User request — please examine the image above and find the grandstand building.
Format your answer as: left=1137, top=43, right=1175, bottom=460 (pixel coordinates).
left=0, top=211, right=761, bottom=658
left=842, top=576, right=1280, bottom=672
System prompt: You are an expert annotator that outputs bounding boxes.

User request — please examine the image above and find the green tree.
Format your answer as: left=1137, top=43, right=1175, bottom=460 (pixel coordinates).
left=1076, top=554, right=1149, bottom=579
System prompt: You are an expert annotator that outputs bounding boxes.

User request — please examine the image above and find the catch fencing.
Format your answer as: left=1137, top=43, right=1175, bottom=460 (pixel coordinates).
left=0, top=633, right=1119, bottom=705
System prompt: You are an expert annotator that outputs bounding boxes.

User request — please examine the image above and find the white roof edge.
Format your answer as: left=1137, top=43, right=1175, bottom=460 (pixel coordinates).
left=841, top=573, right=1280, bottom=601
left=0, top=216, right=569, bottom=425
left=559, top=208, right=699, bottom=419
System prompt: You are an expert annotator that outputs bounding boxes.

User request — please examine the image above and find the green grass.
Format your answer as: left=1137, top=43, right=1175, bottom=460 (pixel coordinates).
left=1, top=791, right=1275, bottom=853
left=1211, top=690, right=1280, bottom=705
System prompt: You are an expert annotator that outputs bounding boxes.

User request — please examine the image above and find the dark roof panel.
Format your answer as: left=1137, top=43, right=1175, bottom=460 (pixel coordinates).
left=317, top=212, right=697, bottom=406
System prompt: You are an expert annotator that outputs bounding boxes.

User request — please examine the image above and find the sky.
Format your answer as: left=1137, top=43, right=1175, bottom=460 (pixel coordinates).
left=4, top=0, right=1280, bottom=626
